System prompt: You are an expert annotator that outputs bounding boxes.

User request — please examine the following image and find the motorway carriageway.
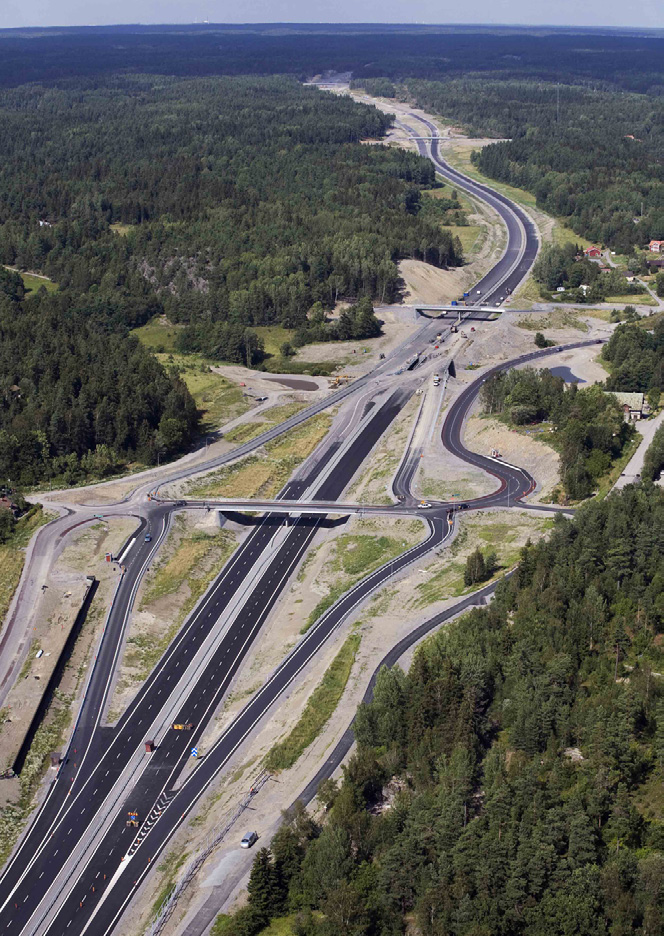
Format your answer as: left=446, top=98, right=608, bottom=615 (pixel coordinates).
left=0, top=388, right=421, bottom=936
left=0, top=108, right=545, bottom=936
left=403, top=112, right=539, bottom=306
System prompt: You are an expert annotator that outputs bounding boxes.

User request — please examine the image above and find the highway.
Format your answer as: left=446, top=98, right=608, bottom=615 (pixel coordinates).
left=0, top=386, right=429, bottom=936
left=402, top=112, right=539, bottom=306
left=0, top=104, right=550, bottom=936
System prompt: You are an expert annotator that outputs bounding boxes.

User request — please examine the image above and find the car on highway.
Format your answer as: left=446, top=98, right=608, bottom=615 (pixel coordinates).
left=417, top=502, right=432, bottom=509
left=241, top=831, right=258, bottom=848
left=144, top=533, right=152, bottom=542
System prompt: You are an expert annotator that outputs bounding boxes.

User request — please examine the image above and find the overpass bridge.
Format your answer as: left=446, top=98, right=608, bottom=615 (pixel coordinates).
left=167, top=498, right=427, bottom=517
left=414, top=304, right=505, bottom=317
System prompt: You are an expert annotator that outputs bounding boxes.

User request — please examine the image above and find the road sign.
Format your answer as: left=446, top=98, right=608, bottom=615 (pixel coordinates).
left=191, top=747, right=198, bottom=758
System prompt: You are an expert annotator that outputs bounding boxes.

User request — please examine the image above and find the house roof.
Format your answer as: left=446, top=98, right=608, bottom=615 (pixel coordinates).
left=606, top=391, right=644, bottom=410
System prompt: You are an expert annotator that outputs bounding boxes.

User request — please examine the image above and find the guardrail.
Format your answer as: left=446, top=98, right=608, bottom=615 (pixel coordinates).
left=147, top=770, right=272, bottom=936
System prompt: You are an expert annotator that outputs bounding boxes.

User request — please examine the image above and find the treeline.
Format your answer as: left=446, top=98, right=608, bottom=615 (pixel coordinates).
left=480, top=368, right=632, bottom=499
left=0, top=76, right=462, bottom=336
left=1, top=27, right=664, bottom=94
left=393, top=78, right=664, bottom=253
left=532, top=244, right=647, bottom=302
left=0, top=74, right=466, bottom=485
left=219, top=485, right=664, bottom=936
left=0, top=283, right=199, bottom=487
left=643, top=424, right=664, bottom=482
left=602, top=323, right=664, bottom=398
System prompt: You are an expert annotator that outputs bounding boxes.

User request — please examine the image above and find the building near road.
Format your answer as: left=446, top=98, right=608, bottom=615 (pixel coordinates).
left=584, top=245, right=602, bottom=259
left=605, top=391, right=650, bottom=422
left=648, top=240, right=664, bottom=253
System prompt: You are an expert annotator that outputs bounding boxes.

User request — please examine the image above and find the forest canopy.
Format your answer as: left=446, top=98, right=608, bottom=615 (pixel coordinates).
left=0, top=74, right=461, bottom=484
left=218, top=485, right=664, bottom=936
left=0, top=75, right=461, bottom=334
left=361, top=78, right=664, bottom=253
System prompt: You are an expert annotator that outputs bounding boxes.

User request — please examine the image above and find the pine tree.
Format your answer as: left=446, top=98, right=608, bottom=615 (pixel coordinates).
left=464, top=548, right=486, bottom=586
left=247, top=848, right=278, bottom=924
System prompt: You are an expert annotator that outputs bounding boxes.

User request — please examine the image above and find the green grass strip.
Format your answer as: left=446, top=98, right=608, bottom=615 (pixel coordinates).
left=264, top=633, right=361, bottom=772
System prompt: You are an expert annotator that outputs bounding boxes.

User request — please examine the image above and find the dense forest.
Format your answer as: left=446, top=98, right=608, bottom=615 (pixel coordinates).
left=1, top=26, right=663, bottom=93
left=0, top=74, right=461, bottom=484
left=217, top=485, right=664, bottom=936
left=360, top=78, right=664, bottom=253
left=601, top=323, right=664, bottom=398
left=0, top=269, right=199, bottom=487
left=480, top=367, right=633, bottom=500
left=0, top=75, right=460, bottom=328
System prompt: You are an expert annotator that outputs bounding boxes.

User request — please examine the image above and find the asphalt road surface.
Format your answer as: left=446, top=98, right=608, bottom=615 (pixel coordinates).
left=0, top=105, right=550, bottom=936
left=0, top=389, right=418, bottom=936
left=403, top=112, right=539, bottom=306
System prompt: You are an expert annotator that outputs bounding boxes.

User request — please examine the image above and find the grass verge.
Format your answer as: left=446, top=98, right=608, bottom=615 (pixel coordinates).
left=264, top=632, right=361, bottom=772
left=128, top=527, right=237, bottom=683
left=150, top=852, right=189, bottom=921
left=189, top=413, right=332, bottom=500
left=605, top=293, right=657, bottom=307
left=414, top=514, right=553, bottom=608
left=594, top=433, right=642, bottom=500
left=302, top=522, right=425, bottom=633
left=516, top=308, right=588, bottom=332
left=222, top=403, right=308, bottom=445
left=0, top=693, right=72, bottom=865
left=509, top=275, right=543, bottom=310
left=0, top=507, right=52, bottom=627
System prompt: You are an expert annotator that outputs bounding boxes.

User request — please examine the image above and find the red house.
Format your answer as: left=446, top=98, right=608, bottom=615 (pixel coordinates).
left=648, top=240, right=664, bottom=253
left=584, top=246, right=602, bottom=259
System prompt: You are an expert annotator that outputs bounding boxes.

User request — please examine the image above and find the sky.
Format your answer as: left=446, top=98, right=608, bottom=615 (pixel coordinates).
left=1, top=0, right=662, bottom=30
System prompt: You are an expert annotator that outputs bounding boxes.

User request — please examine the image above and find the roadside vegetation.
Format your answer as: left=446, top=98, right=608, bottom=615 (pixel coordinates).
left=132, top=324, right=252, bottom=432
left=221, top=485, right=664, bottom=936
left=0, top=696, right=72, bottom=865
left=480, top=367, right=634, bottom=501
left=188, top=413, right=332, bottom=501
left=643, top=423, right=664, bottom=483
left=223, top=403, right=308, bottom=445
left=265, top=632, right=361, bottom=772
left=413, top=512, right=552, bottom=607
left=0, top=504, right=51, bottom=627
left=107, top=520, right=238, bottom=722
left=303, top=521, right=425, bottom=633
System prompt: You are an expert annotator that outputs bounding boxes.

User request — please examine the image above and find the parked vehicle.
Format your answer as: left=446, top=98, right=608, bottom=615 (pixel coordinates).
left=241, top=831, right=258, bottom=848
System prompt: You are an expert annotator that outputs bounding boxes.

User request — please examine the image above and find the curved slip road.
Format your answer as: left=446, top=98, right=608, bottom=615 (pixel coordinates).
left=0, top=100, right=552, bottom=936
